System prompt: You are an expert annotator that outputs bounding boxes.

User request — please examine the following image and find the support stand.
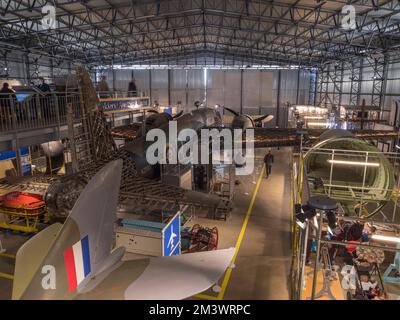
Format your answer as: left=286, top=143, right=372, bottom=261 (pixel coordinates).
left=313, top=246, right=336, bottom=300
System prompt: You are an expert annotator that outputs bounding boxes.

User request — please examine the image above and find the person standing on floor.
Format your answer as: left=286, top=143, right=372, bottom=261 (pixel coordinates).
left=263, top=149, right=274, bottom=178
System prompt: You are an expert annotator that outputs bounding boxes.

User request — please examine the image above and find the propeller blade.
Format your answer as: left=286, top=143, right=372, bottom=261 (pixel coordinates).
left=223, top=106, right=239, bottom=116
left=253, top=114, right=274, bottom=123
left=172, top=110, right=184, bottom=119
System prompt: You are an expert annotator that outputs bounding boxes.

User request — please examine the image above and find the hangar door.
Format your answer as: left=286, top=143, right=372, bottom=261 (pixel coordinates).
left=207, top=70, right=274, bottom=115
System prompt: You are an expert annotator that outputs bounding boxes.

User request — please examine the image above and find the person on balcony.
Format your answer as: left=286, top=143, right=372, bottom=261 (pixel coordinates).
left=0, top=83, right=17, bottom=125
left=0, top=82, right=16, bottom=97
left=128, top=79, right=137, bottom=97
left=38, top=77, right=51, bottom=93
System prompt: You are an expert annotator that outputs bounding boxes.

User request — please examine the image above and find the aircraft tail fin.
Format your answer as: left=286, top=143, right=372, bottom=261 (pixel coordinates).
left=18, top=160, right=122, bottom=299
left=63, top=159, right=122, bottom=276
left=12, top=223, right=62, bottom=300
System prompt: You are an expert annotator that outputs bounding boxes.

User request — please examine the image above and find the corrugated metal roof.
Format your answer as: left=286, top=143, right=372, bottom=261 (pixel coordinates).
left=0, top=0, right=399, bottom=67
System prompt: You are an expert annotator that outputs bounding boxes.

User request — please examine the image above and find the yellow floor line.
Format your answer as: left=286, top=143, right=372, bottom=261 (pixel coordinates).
left=0, top=272, right=14, bottom=280
left=0, top=252, right=16, bottom=259
left=196, top=165, right=266, bottom=300
left=194, top=293, right=220, bottom=300
left=217, top=164, right=265, bottom=300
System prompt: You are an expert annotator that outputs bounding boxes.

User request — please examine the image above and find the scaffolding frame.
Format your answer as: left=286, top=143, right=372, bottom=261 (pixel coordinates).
left=303, top=146, right=400, bottom=221
left=291, top=141, right=400, bottom=300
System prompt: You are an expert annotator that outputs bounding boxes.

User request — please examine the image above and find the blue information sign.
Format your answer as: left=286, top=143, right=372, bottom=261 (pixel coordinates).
left=162, top=212, right=181, bottom=256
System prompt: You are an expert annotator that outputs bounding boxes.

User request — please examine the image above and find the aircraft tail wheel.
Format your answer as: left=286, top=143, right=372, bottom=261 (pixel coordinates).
left=212, top=285, right=222, bottom=293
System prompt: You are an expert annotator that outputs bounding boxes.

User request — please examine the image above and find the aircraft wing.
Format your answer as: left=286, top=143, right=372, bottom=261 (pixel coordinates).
left=350, top=129, right=399, bottom=139
left=203, top=127, right=399, bottom=149
left=111, top=123, right=143, bottom=140
left=119, top=176, right=231, bottom=214
left=249, top=128, right=300, bottom=148
left=77, top=248, right=235, bottom=300
left=247, top=128, right=399, bottom=148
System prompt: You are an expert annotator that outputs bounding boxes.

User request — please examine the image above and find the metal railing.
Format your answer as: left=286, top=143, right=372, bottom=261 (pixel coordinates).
left=304, top=146, right=400, bottom=221
left=0, top=92, right=82, bottom=133
left=95, top=90, right=147, bottom=98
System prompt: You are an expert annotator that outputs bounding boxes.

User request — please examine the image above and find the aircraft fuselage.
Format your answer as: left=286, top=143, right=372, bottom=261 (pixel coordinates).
left=123, top=107, right=222, bottom=178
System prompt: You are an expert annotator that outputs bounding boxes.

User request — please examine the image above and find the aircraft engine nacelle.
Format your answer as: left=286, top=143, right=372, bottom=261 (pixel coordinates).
left=44, top=174, right=88, bottom=219
left=231, top=114, right=255, bottom=129
left=223, top=106, right=273, bottom=129
left=145, top=112, right=173, bottom=131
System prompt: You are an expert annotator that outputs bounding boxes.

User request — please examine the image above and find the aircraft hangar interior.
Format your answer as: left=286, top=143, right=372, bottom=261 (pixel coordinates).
left=1, top=0, right=400, bottom=305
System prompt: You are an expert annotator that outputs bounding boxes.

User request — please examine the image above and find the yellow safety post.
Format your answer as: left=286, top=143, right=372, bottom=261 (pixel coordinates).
left=0, top=245, right=15, bottom=280
left=0, top=206, right=46, bottom=233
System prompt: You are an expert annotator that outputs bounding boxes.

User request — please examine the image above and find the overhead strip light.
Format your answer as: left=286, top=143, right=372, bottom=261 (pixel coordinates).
left=371, top=234, right=400, bottom=243
left=304, top=116, right=324, bottom=119
left=327, top=160, right=380, bottom=167
left=307, top=122, right=328, bottom=126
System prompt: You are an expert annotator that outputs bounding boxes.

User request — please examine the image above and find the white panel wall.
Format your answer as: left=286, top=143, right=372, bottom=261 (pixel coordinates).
left=206, top=69, right=225, bottom=108
left=188, top=69, right=204, bottom=108
left=1, top=54, right=313, bottom=125
left=131, top=70, right=150, bottom=96
left=111, top=69, right=130, bottom=91
left=150, top=69, right=169, bottom=106
left=297, top=69, right=311, bottom=104
left=243, top=70, right=261, bottom=114
left=260, top=71, right=274, bottom=108
left=170, top=69, right=187, bottom=108
left=385, top=62, right=400, bottom=113
left=279, top=70, right=298, bottom=106
left=223, top=70, right=241, bottom=113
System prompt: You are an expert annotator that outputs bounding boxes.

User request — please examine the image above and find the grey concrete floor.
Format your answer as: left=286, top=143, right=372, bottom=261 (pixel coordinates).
left=0, top=231, right=28, bottom=300
left=224, top=148, right=292, bottom=300
left=188, top=147, right=293, bottom=300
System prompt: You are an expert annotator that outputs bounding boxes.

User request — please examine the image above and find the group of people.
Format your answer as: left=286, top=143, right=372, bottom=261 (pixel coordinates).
left=96, top=75, right=137, bottom=98
left=328, top=217, right=375, bottom=265
left=308, top=216, right=387, bottom=300
left=0, top=77, right=51, bottom=97
left=0, top=78, right=52, bottom=125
